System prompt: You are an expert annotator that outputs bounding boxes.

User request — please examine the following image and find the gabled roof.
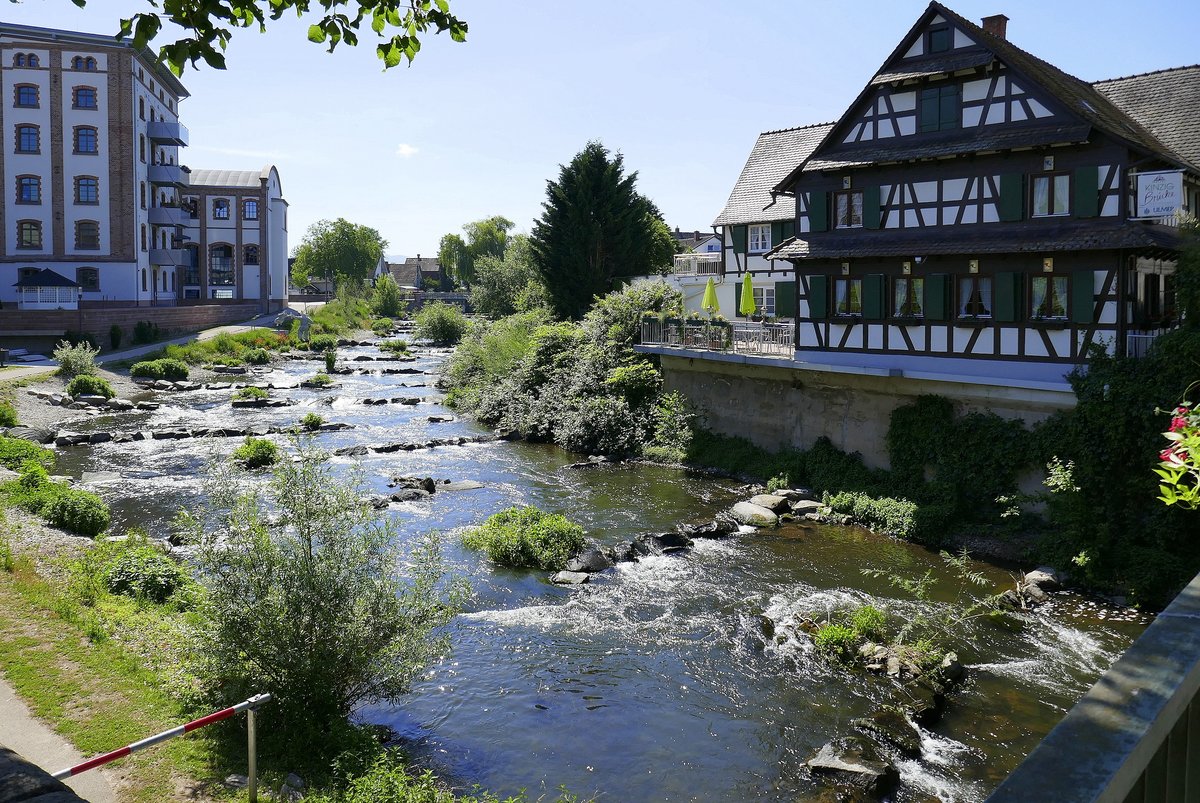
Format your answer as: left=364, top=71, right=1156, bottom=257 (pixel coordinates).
left=774, top=2, right=1198, bottom=190
left=713, top=123, right=833, bottom=227
left=13, top=268, right=77, bottom=288
left=1095, top=66, right=1200, bottom=170
left=388, top=262, right=421, bottom=287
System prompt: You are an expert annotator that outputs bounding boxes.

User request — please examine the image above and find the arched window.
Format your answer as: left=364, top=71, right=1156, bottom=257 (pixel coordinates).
left=76, top=220, right=100, bottom=250
left=212, top=199, right=230, bottom=220
left=14, top=84, right=38, bottom=108
left=162, top=271, right=168, bottom=292
left=244, top=245, right=259, bottom=265
left=184, top=245, right=200, bottom=285
left=28, top=54, right=39, bottom=68
left=16, top=124, right=39, bottom=153
left=140, top=181, right=146, bottom=209
left=13, top=54, right=25, bottom=68
left=76, top=268, right=99, bottom=292
left=72, top=56, right=83, bottom=70
left=75, top=176, right=99, bottom=204
left=142, top=269, right=147, bottom=292
left=17, top=220, right=42, bottom=249
left=209, top=244, right=234, bottom=285
left=73, top=86, right=97, bottom=109
left=139, top=134, right=145, bottom=163
left=74, top=126, right=98, bottom=154
left=16, top=175, right=41, bottom=204
left=141, top=224, right=147, bottom=251
left=83, top=57, right=96, bottom=71
left=138, top=97, right=145, bottom=119
left=243, top=199, right=259, bottom=220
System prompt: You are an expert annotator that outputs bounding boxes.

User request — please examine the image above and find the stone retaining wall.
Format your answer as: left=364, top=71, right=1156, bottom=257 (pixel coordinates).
left=0, top=304, right=260, bottom=346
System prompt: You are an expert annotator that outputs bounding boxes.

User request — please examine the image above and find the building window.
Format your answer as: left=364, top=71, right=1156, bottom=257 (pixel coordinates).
left=140, top=181, right=146, bottom=210
left=17, top=220, right=42, bottom=249
left=14, top=84, right=38, bottom=108
left=171, top=272, right=176, bottom=291
left=184, top=246, right=200, bottom=284
left=746, top=224, right=770, bottom=253
left=1031, top=275, right=1068, bottom=320
left=74, top=126, right=98, bottom=154
left=142, top=268, right=147, bottom=292
left=73, top=86, right=97, bottom=109
left=210, top=245, right=235, bottom=285
left=13, top=54, right=25, bottom=68
left=835, top=191, right=864, bottom=228
left=958, top=276, right=993, bottom=318
left=16, top=175, right=41, bottom=204
left=141, top=224, right=147, bottom=251
left=139, top=134, right=146, bottom=163
left=139, top=96, right=145, bottom=119
left=213, top=199, right=230, bottom=220
left=893, top=277, right=925, bottom=317
left=244, top=244, right=259, bottom=265
left=76, top=220, right=100, bottom=250
left=16, top=125, right=39, bottom=154
left=752, top=286, right=776, bottom=316
left=919, top=84, right=959, bottom=132
left=75, top=176, right=99, bottom=205
left=183, top=197, right=199, bottom=219
left=1032, top=173, right=1071, bottom=217
left=27, top=54, right=40, bottom=68
left=243, top=199, right=259, bottom=220
left=77, top=267, right=99, bottom=291
left=835, top=277, right=863, bottom=316
left=84, top=57, right=96, bottom=71
left=928, top=25, right=951, bottom=53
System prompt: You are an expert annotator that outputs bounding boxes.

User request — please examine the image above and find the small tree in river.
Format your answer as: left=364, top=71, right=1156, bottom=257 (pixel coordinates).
left=178, top=446, right=464, bottom=762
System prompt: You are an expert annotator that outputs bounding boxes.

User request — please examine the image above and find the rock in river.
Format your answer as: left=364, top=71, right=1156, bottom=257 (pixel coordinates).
left=565, top=547, right=614, bottom=573
left=805, top=736, right=899, bottom=797
left=730, top=501, right=778, bottom=528
left=749, top=493, right=790, bottom=513
left=551, top=571, right=589, bottom=585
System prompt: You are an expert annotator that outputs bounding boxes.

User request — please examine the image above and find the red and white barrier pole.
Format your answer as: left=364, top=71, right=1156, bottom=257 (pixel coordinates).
left=52, top=693, right=271, bottom=781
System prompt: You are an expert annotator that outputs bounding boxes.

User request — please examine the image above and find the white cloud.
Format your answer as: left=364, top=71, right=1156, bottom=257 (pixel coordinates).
left=395, top=143, right=419, bottom=158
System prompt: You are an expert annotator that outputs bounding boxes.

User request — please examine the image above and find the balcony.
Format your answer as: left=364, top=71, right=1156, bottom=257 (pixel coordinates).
left=148, top=205, right=186, bottom=227
left=147, top=120, right=189, bottom=146
left=673, top=253, right=722, bottom=280
left=149, top=248, right=189, bottom=266
left=148, top=163, right=189, bottom=187
left=640, top=318, right=795, bottom=358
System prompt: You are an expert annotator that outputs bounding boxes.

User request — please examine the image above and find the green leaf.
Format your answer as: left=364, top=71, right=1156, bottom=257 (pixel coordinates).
left=307, top=24, right=327, bottom=43
left=371, top=12, right=385, bottom=35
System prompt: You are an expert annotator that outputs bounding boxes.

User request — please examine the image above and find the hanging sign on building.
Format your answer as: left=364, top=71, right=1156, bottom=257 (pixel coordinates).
left=1134, top=171, right=1183, bottom=218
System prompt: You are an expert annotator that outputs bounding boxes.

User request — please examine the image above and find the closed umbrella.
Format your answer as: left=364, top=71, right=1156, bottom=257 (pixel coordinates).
left=739, top=272, right=757, bottom=317
left=701, top=277, right=720, bottom=315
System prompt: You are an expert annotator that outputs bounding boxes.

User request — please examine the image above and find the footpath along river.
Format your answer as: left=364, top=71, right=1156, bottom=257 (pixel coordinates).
left=50, top=338, right=1147, bottom=801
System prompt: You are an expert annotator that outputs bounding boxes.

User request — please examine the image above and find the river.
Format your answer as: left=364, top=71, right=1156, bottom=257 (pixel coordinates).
left=51, top=340, right=1148, bottom=802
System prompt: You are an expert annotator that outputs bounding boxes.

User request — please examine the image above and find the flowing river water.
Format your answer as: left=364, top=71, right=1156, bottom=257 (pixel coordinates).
left=50, top=341, right=1148, bottom=802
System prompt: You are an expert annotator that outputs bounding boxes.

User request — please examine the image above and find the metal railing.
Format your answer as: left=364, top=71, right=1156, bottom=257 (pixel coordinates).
left=1127, top=332, right=1166, bottom=359
left=987, top=571, right=1200, bottom=803
left=640, top=319, right=794, bottom=358
left=672, top=253, right=721, bottom=277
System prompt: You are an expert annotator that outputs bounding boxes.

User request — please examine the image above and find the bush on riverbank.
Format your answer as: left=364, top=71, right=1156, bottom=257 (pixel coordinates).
left=244, top=347, right=271, bottom=365
left=65, top=374, right=115, bottom=399
left=415, top=302, right=468, bottom=346
left=0, top=401, right=19, bottom=428
left=463, top=506, right=585, bottom=571
left=53, top=340, right=100, bottom=378
left=0, top=437, right=53, bottom=470
left=2, top=463, right=110, bottom=537
left=131, top=358, right=190, bottom=380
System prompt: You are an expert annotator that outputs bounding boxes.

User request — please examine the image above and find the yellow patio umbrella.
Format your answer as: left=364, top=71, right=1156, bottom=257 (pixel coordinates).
left=701, top=277, right=720, bottom=315
left=739, top=272, right=757, bottom=317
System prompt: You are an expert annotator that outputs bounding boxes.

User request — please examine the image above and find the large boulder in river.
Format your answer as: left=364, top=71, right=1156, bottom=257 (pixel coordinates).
left=851, top=708, right=922, bottom=759
left=565, top=548, right=614, bottom=573
left=1023, top=567, right=1061, bottom=591
left=550, top=571, right=589, bottom=585
left=749, top=494, right=790, bottom=513
left=805, top=736, right=899, bottom=796
left=730, top=501, right=778, bottom=528
left=791, top=499, right=824, bottom=516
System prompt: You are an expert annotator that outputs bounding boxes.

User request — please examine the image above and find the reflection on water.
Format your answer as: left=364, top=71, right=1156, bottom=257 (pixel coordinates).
left=50, top=344, right=1146, bottom=802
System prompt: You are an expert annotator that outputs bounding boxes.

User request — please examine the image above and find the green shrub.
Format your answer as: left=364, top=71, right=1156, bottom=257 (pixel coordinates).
left=65, top=374, right=115, bottom=399
left=0, top=536, right=12, bottom=573
left=371, top=274, right=407, bottom=319
left=233, top=386, right=269, bottom=401
left=558, top=396, right=638, bottom=456
left=324, top=349, right=337, bottom=372
left=309, top=334, right=338, bottom=353
left=414, top=301, right=467, bottom=346
left=232, top=437, right=278, bottom=469
left=813, top=623, right=859, bottom=662
left=130, top=358, right=189, bottom=380
left=308, top=373, right=334, bottom=387
left=0, top=437, right=53, bottom=471
left=850, top=604, right=888, bottom=642
left=305, top=753, right=534, bottom=803
left=104, top=543, right=189, bottom=603
left=823, top=490, right=918, bottom=539
left=44, top=488, right=110, bottom=537
left=462, top=506, right=585, bottom=571
left=244, top=348, right=271, bottom=365
left=766, top=473, right=789, bottom=494
left=299, top=412, right=325, bottom=431
left=109, top=324, right=123, bottom=350
left=378, top=339, right=408, bottom=355
left=53, top=339, right=100, bottom=378
left=132, top=320, right=160, bottom=344
left=370, top=317, right=393, bottom=336
left=0, top=400, right=17, bottom=428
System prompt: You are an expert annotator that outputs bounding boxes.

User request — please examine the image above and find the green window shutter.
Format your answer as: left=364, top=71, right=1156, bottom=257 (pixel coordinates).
left=939, top=85, right=959, bottom=130
left=731, top=225, right=747, bottom=254
left=863, top=185, right=881, bottom=229
left=781, top=219, right=796, bottom=240
left=920, top=89, right=939, bottom=132
left=999, top=174, right=1024, bottom=222
left=925, top=273, right=949, bottom=320
left=734, top=280, right=741, bottom=313
left=771, top=221, right=784, bottom=248
left=808, top=192, right=828, bottom=232
left=994, top=272, right=1023, bottom=322
left=775, top=281, right=796, bottom=319
left=1073, top=166, right=1099, bottom=218
left=1071, top=270, right=1096, bottom=323
left=807, top=275, right=828, bottom=319
left=863, top=274, right=886, bottom=320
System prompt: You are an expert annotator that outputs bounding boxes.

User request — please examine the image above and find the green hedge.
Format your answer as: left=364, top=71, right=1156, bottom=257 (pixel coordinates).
left=130, top=358, right=189, bottom=380
left=65, top=374, right=115, bottom=399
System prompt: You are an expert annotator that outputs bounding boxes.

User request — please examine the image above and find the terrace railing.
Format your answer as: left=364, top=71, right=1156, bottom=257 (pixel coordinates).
left=640, top=318, right=794, bottom=358
left=672, top=253, right=722, bottom=277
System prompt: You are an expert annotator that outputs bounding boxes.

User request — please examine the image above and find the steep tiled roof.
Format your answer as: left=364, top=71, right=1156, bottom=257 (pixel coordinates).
left=1094, top=66, right=1200, bottom=170
left=388, top=262, right=420, bottom=287
left=713, top=123, right=833, bottom=227
left=768, top=220, right=1182, bottom=261
left=870, top=51, right=993, bottom=85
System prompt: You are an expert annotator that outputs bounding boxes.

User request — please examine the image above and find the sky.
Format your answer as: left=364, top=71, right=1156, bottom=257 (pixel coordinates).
left=5, top=0, right=1199, bottom=258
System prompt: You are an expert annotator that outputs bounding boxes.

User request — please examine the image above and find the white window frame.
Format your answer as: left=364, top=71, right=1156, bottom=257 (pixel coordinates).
left=752, top=286, right=776, bottom=316
left=748, top=224, right=771, bottom=254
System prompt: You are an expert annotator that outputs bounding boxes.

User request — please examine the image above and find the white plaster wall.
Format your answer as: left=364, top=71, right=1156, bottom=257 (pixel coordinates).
left=4, top=61, right=52, bottom=257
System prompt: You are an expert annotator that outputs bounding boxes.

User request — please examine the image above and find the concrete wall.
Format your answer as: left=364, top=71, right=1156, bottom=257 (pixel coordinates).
left=0, top=302, right=258, bottom=344
left=659, top=353, right=1075, bottom=469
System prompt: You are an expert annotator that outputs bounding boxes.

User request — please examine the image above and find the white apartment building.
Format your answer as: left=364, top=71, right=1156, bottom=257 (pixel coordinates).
left=0, top=22, right=287, bottom=317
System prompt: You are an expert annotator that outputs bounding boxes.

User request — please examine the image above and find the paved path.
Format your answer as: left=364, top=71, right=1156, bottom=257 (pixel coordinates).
left=0, top=675, right=115, bottom=802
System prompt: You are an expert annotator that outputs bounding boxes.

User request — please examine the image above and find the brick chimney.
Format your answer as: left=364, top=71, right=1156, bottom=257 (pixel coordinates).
left=981, top=14, right=1009, bottom=39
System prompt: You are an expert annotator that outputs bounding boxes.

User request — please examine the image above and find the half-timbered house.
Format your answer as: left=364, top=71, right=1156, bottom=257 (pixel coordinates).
left=766, top=3, right=1199, bottom=387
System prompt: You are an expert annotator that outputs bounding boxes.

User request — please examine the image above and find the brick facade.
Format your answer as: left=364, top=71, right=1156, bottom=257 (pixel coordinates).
left=0, top=302, right=259, bottom=342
